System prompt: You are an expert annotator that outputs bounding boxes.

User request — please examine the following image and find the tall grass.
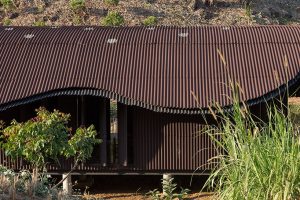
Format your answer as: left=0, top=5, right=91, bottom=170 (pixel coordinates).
left=203, top=93, right=300, bottom=199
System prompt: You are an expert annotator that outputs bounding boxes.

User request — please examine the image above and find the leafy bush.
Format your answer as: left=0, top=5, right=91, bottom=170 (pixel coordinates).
left=203, top=89, right=300, bottom=199
left=0, top=107, right=101, bottom=193
left=142, top=16, right=157, bottom=26
left=101, top=11, right=124, bottom=26
left=2, top=17, right=11, bottom=26
left=0, top=166, right=52, bottom=198
left=0, top=0, right=14, bottom=10
left=69, top=0, right=85, bottom=12
left=104, top=0, right=119, bottom=6
left=72, top=15, right=83, bottom=25
left=0, top=107, right=101, bottom=170
left=33, top=19, right=45, bottom=26
left=147, top=177, right=190, bottom=199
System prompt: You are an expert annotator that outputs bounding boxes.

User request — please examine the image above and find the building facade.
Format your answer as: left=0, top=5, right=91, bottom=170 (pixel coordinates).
left=0, top=26, right=299, bottom=174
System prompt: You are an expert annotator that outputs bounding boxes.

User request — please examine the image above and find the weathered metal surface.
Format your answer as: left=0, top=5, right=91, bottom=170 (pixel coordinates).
left=130, top=106, right=219, bottom=171
left=1, top=26, right=300, bottom=113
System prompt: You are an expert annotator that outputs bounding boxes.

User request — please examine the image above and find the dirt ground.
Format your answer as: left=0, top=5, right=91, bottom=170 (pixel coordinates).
left=0, top=0, right=299, bottom=26
left=67, top=175, right=213, bottom=200
left=83, top=192, right=213, bottom=199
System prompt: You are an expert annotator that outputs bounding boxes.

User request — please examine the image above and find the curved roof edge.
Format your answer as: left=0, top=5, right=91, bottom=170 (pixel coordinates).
left=0, top=72, right=295, bottom=115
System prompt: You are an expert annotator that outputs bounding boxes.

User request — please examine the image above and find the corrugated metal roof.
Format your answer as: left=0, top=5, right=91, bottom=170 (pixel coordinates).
left=0, top=26, right=300, bottom=113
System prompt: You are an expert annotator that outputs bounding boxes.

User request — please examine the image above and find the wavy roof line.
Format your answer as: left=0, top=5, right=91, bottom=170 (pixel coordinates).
left=0, top=26, right=299, bottom=113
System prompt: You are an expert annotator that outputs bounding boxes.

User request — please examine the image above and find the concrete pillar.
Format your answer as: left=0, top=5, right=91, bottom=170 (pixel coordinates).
left=62, top=174, right=72, bottom=195
left=162, top=173, right=173, bottom=196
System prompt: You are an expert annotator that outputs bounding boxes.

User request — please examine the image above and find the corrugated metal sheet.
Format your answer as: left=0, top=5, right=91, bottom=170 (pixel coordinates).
left=130, top=106, right=219, bottom=171
left=0, top=26, right=300, bottom=114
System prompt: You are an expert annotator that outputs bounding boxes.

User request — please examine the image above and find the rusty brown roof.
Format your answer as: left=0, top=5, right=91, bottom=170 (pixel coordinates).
left=0, top=26, right=300, bottom=113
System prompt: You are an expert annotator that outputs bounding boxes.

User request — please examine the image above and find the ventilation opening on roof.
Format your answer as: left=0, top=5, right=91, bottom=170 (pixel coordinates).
left=178, top=32, right=188, bottom=37
left=107, top=38, right=118, bottom=44
left=223, top=27, right=230, bottom=31
left=146, top=27, right=155, bottom=31
left=84, top=27, right=94, bottom=31
left=4, top=28, right=13, bottom=31
left=24, top=34, right=34, bottom=39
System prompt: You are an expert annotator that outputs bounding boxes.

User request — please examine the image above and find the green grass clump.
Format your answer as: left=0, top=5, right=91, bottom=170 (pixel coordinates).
left=0, top=0, right=13, bottom=10
left=101, top=11, right=124, bottom=26
left=1, top=0, right=14, bottom=14
left=33, top=19, right=45, bottom=26
left=69, top=0, right=85, bottom=12
left=104, top=0, right=119, bottom=6
left=142, top=16, right=157, bottom=26
left=203, top=92, right=300, bottom=199
left=2, top=17, right=11, bottom=26
left=72, top=15, right=83, bottom=25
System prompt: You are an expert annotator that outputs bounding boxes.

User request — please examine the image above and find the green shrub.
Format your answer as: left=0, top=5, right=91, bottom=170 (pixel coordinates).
left=69, top=0, right=85, bottom=12
left=104, top=0, right=119, bottom=6
left=2, top=17, right=11, bottom=26
left=147, top=177, right=190, bottom=199
left=0, top=165, right=73, bottom=199
left=72, top=15, right=83, bottom=25
left=142, top=16, right=157, bottom=26
left=0, top=0, right=14, bottom=10
left=33, top=19, right=45, bottom=26
left=102, top=11, right=124, bottom=26
left=0, top=107, right=101, bottom=192
left=0, top=107, right=101, bottom=169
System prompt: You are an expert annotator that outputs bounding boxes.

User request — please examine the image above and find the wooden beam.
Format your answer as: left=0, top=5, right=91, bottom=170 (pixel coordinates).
left=118, top=103, right=128, bottom=167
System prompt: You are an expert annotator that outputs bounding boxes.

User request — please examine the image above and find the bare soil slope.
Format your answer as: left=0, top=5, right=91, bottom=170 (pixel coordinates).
left=0, top=0, right=299, bottom=26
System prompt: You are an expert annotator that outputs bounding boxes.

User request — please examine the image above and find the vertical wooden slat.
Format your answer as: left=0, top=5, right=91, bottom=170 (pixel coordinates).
left=80, top=96, right=86, bottom=126
left=118, top=103, right=128, bottom=167
left=99, top=98, right=109, bottom=166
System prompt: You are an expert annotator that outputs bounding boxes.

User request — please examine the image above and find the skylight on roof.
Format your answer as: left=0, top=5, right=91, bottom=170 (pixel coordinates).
left=84, top=27, right=94, bottom=31
left=24, top=34, right=34, bottom=39
left=4, top=28, right=13, bottom=31
left=178, top=32, right=188, bottom=37
left=107, top=38, right=117, bottom=44
left=146, top=27, right=155, bottom=31
left=222, top=27, right=230, bottom=31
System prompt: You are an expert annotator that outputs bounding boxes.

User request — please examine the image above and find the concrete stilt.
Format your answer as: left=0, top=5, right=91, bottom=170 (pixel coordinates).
left=62, top=174, right=72, bottom=195
left=162, top=173, right=173, bottom=196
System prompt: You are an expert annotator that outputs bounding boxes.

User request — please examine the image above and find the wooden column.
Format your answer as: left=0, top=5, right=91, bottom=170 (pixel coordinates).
left=118, top=103, right=128, bottom=167
left=99, top=98, right=109, bottom=166
left=19, top=104, right=29, bottom=122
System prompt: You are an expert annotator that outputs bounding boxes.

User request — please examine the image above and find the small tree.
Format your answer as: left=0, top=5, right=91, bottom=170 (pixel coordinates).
left=0, top=107, right=101, bottom=188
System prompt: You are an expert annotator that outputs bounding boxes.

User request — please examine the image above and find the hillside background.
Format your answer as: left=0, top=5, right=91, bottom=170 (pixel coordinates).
left=0, top=0, right=299, bottom=26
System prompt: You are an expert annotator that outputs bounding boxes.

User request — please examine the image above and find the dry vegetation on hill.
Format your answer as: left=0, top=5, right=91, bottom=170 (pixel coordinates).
left=0, top=0, right=299, bottom=26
